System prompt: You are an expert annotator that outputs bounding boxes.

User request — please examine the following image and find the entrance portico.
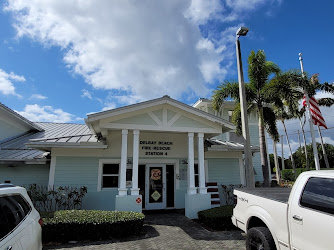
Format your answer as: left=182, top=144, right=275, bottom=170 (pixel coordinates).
left=85, top=96, right=235, bottom=218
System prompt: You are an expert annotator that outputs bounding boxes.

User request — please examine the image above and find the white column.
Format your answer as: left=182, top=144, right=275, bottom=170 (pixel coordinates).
left=187, top=132, right=196, bottom=194
left=48, top=156, right=56, bottom=190
left=119, top=129, right=128, bottom=196
left=131, top=130, right=140, bottom=195
left=197, top=133, right=207, bottom=194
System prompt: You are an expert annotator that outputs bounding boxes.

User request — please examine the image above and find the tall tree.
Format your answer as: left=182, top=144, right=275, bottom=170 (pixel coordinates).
left=293, top=143, right=334, bottom=169
left=266, top=74, right=303, bottom=178
left=269, top=71, right=334, bottom=169
left=213, top=50, right=280, bottom=187
left=274, top=107, right=297, bottom=178
left=295, top=107, right=310, bottom=169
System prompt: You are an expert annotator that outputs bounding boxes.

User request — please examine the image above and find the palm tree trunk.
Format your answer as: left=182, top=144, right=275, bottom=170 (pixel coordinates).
left=317, top=126, right=330, bottom=168
left=258, top=106, right=270, bottom=187
left=273, top=139, right=281, bottom=185
left=299, top=118, right=310, bottom=170
left=281, top=135, right=285, bottom=170
left=282, top=120, right=297, bottom=179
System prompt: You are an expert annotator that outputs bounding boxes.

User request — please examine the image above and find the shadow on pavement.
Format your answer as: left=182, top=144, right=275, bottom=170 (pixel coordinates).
left=143, top=209, right=245, bottom=241
left=43, top=224, right=160, bottom=249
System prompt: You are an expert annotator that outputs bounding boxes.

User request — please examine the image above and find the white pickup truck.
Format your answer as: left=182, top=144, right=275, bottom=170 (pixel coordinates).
left=232, top=170, right=334, bottom=250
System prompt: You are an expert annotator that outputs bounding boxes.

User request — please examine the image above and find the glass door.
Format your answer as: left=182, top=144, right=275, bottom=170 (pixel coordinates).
left=145, top=164, right=166, bottom=210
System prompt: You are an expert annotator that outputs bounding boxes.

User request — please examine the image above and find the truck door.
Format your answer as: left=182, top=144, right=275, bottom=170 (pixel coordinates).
left=289, top=176, right=334, bottom=250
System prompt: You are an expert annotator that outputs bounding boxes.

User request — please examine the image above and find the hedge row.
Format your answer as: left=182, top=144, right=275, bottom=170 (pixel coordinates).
left=42, top=210, right=145, bottom=243
left=197, top=205, right=235, bottom=230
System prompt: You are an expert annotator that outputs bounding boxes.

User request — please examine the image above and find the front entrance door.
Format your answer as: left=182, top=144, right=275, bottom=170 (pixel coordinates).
left=145, top=164, right=166, bottom=210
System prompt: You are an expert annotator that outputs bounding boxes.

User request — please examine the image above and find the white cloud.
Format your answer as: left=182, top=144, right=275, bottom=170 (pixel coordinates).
left=4, top=0, right=282, bottom=105
left=16, top=104, right=75, bottom=123
left=102, top=102, right=117, bottom=112
left=0, top=68, right=25, bottom=97
left=318, top=136, right=334, bottom=145
left=81, top=89, right=92, bottom=99
left=30, top=94, right=47, bottom=100
left=226, top=0, right=281, bottom=12
left=184, top=0, right=223, bottom=25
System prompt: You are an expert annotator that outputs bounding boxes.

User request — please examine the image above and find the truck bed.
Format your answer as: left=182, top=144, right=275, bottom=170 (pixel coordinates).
left=235, top=187, right=292, bottom=203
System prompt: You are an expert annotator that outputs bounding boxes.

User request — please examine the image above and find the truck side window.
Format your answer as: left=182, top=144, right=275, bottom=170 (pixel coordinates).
left=300, top=177, right=334, bottom=215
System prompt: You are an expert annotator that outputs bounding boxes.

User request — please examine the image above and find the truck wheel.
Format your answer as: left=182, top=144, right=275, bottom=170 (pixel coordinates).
left=246, top=227, right=276, bottom=250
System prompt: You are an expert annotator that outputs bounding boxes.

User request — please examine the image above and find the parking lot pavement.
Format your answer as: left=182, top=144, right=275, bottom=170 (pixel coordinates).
left=44, top=211, right=246, bottom=250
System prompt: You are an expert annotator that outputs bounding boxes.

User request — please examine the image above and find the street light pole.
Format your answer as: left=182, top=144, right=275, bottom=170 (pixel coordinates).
left=236, top=27, right=255, bottom=188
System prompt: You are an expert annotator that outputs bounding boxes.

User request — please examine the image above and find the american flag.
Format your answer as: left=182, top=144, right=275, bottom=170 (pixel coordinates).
left=302, top=95, right=327, bottom=129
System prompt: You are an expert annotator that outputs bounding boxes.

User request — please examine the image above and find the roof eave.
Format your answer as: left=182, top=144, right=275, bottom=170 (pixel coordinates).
left=0, top=159, right=50, bottom=165
left=26, top=142, right=108, bottom=150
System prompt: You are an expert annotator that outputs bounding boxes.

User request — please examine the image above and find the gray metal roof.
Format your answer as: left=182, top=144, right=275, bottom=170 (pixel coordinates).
left=0, top=122, right=97, bottom=163
left=206, top=138, right=260, bottom=152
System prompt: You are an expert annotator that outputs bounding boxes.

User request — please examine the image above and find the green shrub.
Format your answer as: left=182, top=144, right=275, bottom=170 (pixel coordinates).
left=281, top=168, right=334, bottom=181
left=197, top=205, right=235, bottom=230
left=26, top=184, right=87, bottom=212
left=281, top=169, right=296, bottom=181
left=42, top=210, right=145, bottom=243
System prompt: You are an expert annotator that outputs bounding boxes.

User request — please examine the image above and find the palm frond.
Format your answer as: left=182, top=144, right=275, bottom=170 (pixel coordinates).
left=317, top=97, right=334, bottom=107
left=248, top=50, right=280, bottom=91
left=231, top=103, right=242, bottom=136
left=212, top=81, right=240, bottom=111
left=317, top=82, right=334, bottom=95
left=263, top=107, right=279, bottom=142
left=265, top=61, right=281, bottom=76
left=295, top=106, right=306, bottom=119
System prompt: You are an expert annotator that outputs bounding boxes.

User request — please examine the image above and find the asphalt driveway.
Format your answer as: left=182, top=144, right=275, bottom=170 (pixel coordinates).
left=43, top=210, right=246, bottom=250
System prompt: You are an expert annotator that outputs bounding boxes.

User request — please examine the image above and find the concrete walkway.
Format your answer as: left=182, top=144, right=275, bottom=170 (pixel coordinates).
left=44, top=211, right=246, bottom=250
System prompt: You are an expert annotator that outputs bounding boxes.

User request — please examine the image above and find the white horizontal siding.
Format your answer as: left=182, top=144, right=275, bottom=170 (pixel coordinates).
left=207, top=158, right=241, bottom=185
left=0, top=119, right=27, bottom=141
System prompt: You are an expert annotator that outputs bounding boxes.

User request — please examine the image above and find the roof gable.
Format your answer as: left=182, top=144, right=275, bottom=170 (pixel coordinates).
left=86, top=96, right=235, bottom=136
left=0, top=102, right=43, bottom=132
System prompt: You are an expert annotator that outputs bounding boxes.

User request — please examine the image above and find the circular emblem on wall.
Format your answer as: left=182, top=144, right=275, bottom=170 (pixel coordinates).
left=151, top=169, right=161, bottom=180
left=136, top=198, right=142, bottom=204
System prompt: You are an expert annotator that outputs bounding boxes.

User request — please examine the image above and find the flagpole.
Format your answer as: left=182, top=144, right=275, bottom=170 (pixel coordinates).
left=299, top=53, right=320, bottom=170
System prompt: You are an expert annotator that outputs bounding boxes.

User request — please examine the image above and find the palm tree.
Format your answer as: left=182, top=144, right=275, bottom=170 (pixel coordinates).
left=274, top=107, right=297, bottom=178
left=269, top=71, right=334, bottom=170
left=213, top=50, right=280, bottom=187
left=266, top=75, right=303, bottom=178
left=295, top=107, right=310, bottom=169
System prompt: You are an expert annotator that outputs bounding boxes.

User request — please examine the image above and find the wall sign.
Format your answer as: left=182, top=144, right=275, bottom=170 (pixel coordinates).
left=140, top=140, right=173, bottom=156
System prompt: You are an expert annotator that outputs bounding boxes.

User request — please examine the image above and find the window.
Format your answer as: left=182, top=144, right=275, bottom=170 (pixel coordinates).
left=102, top=164, right=119, bottom=188
left=300, top=177, right=334, bottom=215
left=0, top=195, right=31, bottom=240
left=228, top=110, right=233, bottom=122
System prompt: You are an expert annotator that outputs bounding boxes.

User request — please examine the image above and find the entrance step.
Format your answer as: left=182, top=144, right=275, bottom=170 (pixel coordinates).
left=206, top=182, right=220, bottom=208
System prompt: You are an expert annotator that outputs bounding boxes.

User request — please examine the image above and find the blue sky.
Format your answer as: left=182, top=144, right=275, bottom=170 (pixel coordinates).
left=0, top=0, right=333, bottom=156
